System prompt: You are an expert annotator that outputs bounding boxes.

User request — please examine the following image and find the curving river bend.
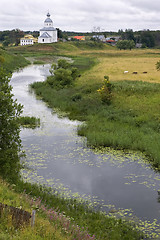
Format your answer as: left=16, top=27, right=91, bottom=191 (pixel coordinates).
left=11, top=64, right=160, bottom=238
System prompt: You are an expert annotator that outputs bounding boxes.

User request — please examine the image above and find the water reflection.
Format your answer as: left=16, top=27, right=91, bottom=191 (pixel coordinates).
left=11, top=64, right=160, bottom=238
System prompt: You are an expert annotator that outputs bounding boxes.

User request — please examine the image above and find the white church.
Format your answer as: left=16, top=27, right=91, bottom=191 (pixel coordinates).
left=38, top=12, right=58, bottom=43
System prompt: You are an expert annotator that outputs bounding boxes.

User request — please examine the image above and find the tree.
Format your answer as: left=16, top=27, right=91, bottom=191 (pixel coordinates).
left=47, top=59, right=79, bottom=89
left=116, top=40, right=135, bottom=50
left=0, top=66, right=23, bottom=181
left=121, top=29, right=135, bottom=42
left=140, top=30, right=155, bottom=48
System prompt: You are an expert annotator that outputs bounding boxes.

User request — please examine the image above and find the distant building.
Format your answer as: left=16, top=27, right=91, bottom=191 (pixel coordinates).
left=106, top=39, right=116, bottom=46
left=92, top=35, right=106, bottom=42
left=38, top=12, right=57, bottom=43
left=73, top=36, right=85, bottom=41
left=20, top=34, right=37, bottom=46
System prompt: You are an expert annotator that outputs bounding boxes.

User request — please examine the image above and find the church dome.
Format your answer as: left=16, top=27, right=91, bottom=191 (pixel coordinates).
left=45, top=12, right=53, bottom=23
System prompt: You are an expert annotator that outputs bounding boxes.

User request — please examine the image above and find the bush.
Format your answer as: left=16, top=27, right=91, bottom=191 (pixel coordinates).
left=47, top=59, right=79, bottom=89
left=97, top=76, right=113, bottom=104
left=156, top=60, right=160, bottom=71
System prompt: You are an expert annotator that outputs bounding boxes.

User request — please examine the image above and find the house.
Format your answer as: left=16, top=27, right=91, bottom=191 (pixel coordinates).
left=38, top=12, right=57, bottom=43
left=20, top=35, right=37, bottom=46
left=106, top=39, right=116, bottom=46
left=73, top=36, right=85, bottom=41
left=92, top=35, right=106, bottom=42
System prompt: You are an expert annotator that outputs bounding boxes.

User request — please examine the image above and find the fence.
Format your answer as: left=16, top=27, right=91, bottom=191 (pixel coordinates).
left=0, top=202, right=35, bottom=228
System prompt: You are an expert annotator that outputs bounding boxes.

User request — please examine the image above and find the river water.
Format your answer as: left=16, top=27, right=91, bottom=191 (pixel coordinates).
left=11, top=64, right=160, bottom=238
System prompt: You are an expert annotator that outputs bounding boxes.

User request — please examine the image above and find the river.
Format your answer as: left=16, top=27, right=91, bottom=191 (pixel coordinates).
left=11, top=64, right=160, bottom=238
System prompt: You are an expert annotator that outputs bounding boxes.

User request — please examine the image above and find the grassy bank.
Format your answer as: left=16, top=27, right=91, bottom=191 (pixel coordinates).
left=30, top=44, right=160, bottom=169
left=0, top=178, right=144, bottom=239
left=0, top=47, right=29, bottom=72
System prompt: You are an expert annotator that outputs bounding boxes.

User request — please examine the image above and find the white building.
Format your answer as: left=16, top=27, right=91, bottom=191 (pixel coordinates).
left=38, top=12, right=57, bottom=43
left=20, top=35, right=37, bottom=46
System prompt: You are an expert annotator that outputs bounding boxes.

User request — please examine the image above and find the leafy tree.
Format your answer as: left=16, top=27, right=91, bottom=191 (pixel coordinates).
left=116, top=40, right=135, bottom=50
left=2, top=36, right=10, bottom=47
left=140, top=30, right=155, bottom=48
left=47, top=59, right=79, bottom=89
left=0, top=66, right=23, bottom=181
left=121, top=29, right=136, bottom=42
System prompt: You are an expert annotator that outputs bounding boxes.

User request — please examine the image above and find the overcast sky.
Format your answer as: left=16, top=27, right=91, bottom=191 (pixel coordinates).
left=0, top=0, right=160, bottom=32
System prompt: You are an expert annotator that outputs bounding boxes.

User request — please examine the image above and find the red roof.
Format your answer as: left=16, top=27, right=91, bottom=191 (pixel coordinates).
left=106, top=40, right=116, bottom=42
left=73, top=36, right=85, bottom=40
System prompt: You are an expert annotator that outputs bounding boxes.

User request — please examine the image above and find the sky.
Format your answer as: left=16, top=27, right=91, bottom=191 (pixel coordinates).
left=0, top=0, right=160, bottom=32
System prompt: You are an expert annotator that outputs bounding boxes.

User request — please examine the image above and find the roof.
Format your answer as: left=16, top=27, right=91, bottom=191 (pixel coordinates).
left=106, top=39, right=116, bottom=43
left=40, top=27, right=56, bottom=31
left=22, top=34, right=34, bottom=40
left=45, top=17, right=53, bottom=23
left=73, top=36, right=85, bottom=40
left=39, top=32, right=52, bottom=38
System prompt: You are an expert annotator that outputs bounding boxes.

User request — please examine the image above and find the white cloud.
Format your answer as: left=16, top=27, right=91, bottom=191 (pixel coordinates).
left=0, top=0, right=160, bottom=32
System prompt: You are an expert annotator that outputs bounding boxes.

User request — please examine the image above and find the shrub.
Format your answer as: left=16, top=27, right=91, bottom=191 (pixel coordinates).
left=97, top=76, right=113, bottom=104
left=47, top=59, right=79, bottom=89
left=156, top=60, right=160, bottom=71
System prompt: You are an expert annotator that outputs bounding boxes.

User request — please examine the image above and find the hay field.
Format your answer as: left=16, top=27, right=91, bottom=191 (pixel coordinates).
left=80, top=49, right=160, bottom=85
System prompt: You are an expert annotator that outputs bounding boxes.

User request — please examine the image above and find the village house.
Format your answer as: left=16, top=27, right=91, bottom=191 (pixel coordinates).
left=38, top=12, right=57, bottom=43
left=92, top=35, right=106, bottom=42
left=20, top=34, right=37, bottom=46
left=73, top=36, right=85, bottom=41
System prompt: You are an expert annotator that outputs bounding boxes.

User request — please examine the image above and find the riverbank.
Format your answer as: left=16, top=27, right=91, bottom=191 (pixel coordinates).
left=28, top=42, right=160, bottom=169
left=0, top=178, right=144, bottom=239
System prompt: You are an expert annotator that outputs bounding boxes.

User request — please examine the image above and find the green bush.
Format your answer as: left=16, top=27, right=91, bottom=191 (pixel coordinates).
left=97, top=76, right=113, bottom=104
left=47, top=59, right=79, bottom=89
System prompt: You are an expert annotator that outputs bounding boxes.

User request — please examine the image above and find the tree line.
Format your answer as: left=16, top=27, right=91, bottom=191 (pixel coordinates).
left=1, top=28, right=160, bottom=48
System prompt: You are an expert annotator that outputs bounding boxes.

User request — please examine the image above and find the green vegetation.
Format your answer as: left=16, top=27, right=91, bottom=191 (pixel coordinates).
left=29, top=42, right=160, bottom=170
left=19, top=116, right=40, bottom=128
left=116, top=40, right=135, bottom=50
left=0, top=67, right=23, bottom=182
left=47, top=59, right=79, bottom=89
left=0, top=48, right=29, bottom=72
left=0, top=179, right=72, bottom=240
left=33, top=60, right=45, bottom=65
left=0, top=178, right=144, bottom=240
left=0, top=49, right=29, bottom=182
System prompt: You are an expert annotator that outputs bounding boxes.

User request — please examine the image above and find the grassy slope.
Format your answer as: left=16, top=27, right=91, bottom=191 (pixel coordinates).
left=0, top=48, right=29, bottom=72
left=0, top=178, right=144, bottom=240
left=0, top=178, right=72, bottom=240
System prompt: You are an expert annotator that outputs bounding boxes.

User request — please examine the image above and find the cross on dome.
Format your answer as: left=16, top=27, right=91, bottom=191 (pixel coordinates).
left=47, top=12, right=50, bottom=18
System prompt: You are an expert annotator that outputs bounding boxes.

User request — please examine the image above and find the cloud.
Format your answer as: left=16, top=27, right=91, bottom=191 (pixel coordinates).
left=0, top=0, right=160, bottom=32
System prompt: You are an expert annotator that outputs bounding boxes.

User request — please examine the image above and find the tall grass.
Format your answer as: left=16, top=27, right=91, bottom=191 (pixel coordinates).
left=31, top=75, right=160, bottom=169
